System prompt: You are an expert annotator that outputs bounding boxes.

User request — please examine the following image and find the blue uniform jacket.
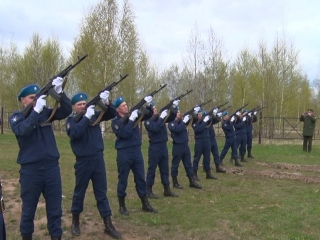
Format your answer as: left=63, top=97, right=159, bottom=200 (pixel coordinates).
left=111, top=106, right=153, bottom=150
left=246, top=115, right=257, bottom=131
left=66, top=104, right=116, bottom=159
left=168, top=119, right=189, bottom=144
left=208, top=115, right=221, bottom=141
left=192, top=119, right=210, bottom=140
left=144, top=111, right=176, bottom=144
left=234, top=117, right=247, bottom=135
left=222, top=119, right=235, bottom=138
left=10, top=93, right=72, bottom=165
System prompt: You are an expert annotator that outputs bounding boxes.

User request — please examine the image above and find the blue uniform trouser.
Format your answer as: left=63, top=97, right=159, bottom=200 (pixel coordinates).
left=247, top=126, right=253, bottom=150
left=171, top=144, right=193, bottom=177
left=0, top=213, right=6, bottom=240
left=116, top=147, right=147, bottom=198
left=146, top=143, right=170, bottom=186
left=210, top=137, right=221, bottom=165
left=19, top=164, right=62, bottom=237
left=220, top=137, right=238, bottom=160
left=236, top=133, right=247, bottom=157
left=193, top=139, right=211, bottom=171
left=71, top=154, right=111, bottom=217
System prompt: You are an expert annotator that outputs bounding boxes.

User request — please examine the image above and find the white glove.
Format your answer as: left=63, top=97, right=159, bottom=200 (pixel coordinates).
left=129, top=109, right=139, bottom=121
left=172, top=99, right=180, bottom=108
left=213, top=108, right=218, bottom=115
left=160, top=109, right=168, bottom=119
left=85, top=105, right=95, bottom=119
left=144, top=96, right=153, bottom=105
left=230, top=116, right=235, bottom=122
left=248, top=112, right=252, bottom=116
left=242, top=116, right=247, bottom=122
left=236, top=111, right=241, bottom=116
left=183, top=115, right=190, bottom=123
left=193, top=106, right=201, bottom=112
left=203, top=116, right=210, bottom=122
left=52, top=77, right=63, bottom=94
left=217, top=112, right=222, bottom=117
left=99, top=90, right=110, bottom=104
left=254, top=111, right=257, bottom=115
left=34, top=95, right=46, bottom=113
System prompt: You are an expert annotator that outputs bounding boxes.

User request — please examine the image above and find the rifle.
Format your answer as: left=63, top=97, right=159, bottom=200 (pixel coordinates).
left=182, top=99, right=212, bottom=126
left=207, top=101, right=229, bottom=117
left=20, top=54, right=88, bottom=119
left=73, top=73, right=129, bottom=125
left=218, top=105, right=231, bottom=113
left=230, top=103, right=249, bottom=118
left=248, top=106, right=265, bottom=115
left=120, top=84, right=167, bottom=126
left=150, top=89, right=193, bottom=122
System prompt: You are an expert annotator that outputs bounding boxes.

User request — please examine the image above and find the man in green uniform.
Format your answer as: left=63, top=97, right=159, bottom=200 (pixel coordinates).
left=300, top=109, right=316, bottom=152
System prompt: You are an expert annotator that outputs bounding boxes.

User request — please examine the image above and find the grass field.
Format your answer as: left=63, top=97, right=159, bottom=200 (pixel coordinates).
left=1, top=131, right=320, bottom=240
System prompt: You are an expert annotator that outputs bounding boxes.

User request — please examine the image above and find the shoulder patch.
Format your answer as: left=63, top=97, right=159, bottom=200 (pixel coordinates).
left=114, top=124, right=119, bottom=130
left=146, top=121, right=150, bottom=125
left=171, top=123, right=174, bottom=127
left=66, top=123, right=70, bottom=130
left=192, top=124, right=196, bottom=127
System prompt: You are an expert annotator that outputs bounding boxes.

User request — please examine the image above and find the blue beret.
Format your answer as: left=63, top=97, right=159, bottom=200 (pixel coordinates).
left=201, top=110, right=207, bottom=116
left=18, top=84, right=40, bottom=101
left=71, top=92, right=88, bottom=105
left=222, top=111, right=228, bottom=116
left=113, top=96, right=125, bottom=108
left=242, top=109, right=248, bottom=113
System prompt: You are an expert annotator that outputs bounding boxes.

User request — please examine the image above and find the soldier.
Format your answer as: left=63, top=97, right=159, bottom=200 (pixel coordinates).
left=0, top=178, right=6, bottom=240
left=234, top=110, right=248, bottom=163
left=168, top=110, right=202, bottom=189
left=246, top=110, right=258, bottom=158
left=111, top=96, right=158, bottom=215
left=10, top=78, right=72, bottom=240
left=66, top=91, right=121, bottom=239
left=144, top=101, right=179, bottom=198
left=300, top=109, right=316, bottom=152
left=192, top=107, right=217, bottom=181
left=208, top=108, right=226, bottom=173
left=219, top=111, right=242, bottom=167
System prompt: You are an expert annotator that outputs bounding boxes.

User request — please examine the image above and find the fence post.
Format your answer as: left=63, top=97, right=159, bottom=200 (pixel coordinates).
left=1, top=107, right=3, bottom=134
left=258, top=111, right=262, bottom=144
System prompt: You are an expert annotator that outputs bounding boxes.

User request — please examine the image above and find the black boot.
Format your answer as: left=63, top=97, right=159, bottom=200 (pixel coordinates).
left=147, top=185, right=159, bottom=199
left=205, top=169, right=218, bottom=179
left=22, top=236, right=32, bottom=240
left=71, top=213, right=80, bottom=236
left=193, top=170, right=200, bottom=181
left=215, top=164, right=226, bottom=173
left=247, top=149, right=255, bottom=158
left=140, top=196, right=158, bottom=213
left=188, top=175, right=202, bottom=189
left=234, top=158, right=243, bottom=167
left=51, top=237, right=61, bottom=240
left=172, top=176, right=183, bottom=189
left=118, top=196, right=129, bottom=216
left=240, top=155, right=247, bottom=162
left=103, top=215, right=121, bottom=239
left=163, top=184, right=179, bottom=197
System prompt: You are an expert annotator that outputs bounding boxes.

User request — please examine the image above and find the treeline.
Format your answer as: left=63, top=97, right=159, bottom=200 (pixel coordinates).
left=0, top=0, right=319, bottom=117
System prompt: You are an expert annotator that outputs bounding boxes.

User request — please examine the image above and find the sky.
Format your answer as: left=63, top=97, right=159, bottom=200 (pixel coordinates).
left=1, top=0, right=320, bottom=82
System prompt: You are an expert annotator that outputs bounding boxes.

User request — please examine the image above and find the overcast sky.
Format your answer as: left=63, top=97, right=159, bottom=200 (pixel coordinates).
left=1, top=0, right=320, bottom=82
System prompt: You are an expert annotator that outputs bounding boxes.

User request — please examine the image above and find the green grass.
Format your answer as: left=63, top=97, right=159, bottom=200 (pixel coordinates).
left=1, top=132, right=320, bottom=239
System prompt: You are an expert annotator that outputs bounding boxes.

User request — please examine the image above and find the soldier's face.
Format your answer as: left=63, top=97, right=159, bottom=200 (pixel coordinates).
left=153, top=107, right=158, bottom=115
left=117, top=102, right=128, bottom=116
left=73, top=101, right=87, bottom=113
left=21, top=94, right=36, bottom=107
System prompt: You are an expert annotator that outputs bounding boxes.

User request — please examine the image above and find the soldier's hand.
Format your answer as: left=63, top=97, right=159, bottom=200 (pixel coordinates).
left=248, top=112, right=252, bottom=116
left=85, top=105, right=95, bottom=119
left=236, top=111, right=241, bottom=116
left=144, top=96, right=153, bottom=105
left=129, top=109, right=139, bottom=121
left=172, top=99, right=180, bottom=108
left=34, top=95, right=46, bottom=113
left=193, top=105, right=200, bottom=113
left=52, top=77, right=64, bottom=94
left=254, top=111, right=257, bottom=115
left=213, top=108, right=218, bottom=115
left=242, top=116, right=247, bottom=122
left=160, top=109, right=168, bottom=119
left=99, top=90, right=110, bottom=104
left=203, top=116, right=210, bottom=122
left=230, top=116, right=235, bottom=122
left=183, top=115, right=190, bottom=123
left=217, top=112, right=222, bottom=117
